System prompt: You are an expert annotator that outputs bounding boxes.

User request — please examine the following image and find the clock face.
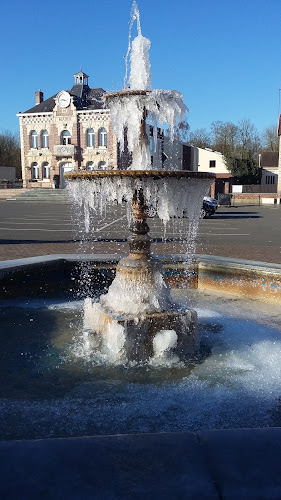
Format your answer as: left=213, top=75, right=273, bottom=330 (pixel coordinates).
left=57, top=91, right=70, bottom=108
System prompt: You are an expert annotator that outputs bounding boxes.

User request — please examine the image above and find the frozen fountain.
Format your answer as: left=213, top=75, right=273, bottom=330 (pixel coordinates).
left=2, top=4, right=281, bottom=496
left=66, top=1, right=214, bottom=363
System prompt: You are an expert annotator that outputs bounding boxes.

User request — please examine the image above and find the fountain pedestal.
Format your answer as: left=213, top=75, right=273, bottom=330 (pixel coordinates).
left=83, top=187, right=197, bottom=363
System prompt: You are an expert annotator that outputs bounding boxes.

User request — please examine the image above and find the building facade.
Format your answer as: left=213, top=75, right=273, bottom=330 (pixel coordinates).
left=278, top=115, right=281, bottom=196
left=17, top=71, right=117, bottom=188
left=259, top=152, right=278, bottom=189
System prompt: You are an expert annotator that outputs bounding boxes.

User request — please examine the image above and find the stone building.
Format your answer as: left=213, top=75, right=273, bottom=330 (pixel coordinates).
left=17, top=71, right=117, bottom=188
left=259, top=152, right=278, bottom=189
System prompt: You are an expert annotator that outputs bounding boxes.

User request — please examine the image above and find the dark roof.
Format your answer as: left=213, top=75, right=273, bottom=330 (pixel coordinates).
left=24, top=94, right=57, bottom=113
left=259, top=152, right=278, bottom=168
left=23, top=86, right=107, bottom=114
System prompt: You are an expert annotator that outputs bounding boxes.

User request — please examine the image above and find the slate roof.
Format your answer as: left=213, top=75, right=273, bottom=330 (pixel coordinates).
left=259, top=151, right=278, bottom=168
left=23, top=86, right=107, bottom=114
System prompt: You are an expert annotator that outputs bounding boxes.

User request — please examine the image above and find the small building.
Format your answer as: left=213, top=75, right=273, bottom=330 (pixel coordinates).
left=259, top=152, right=278, bottom=190
left=278, top=115, right=281, bottom=196
left=17, top=71, right=117, bottom=188
left=182, top=145, right=233, bottom=197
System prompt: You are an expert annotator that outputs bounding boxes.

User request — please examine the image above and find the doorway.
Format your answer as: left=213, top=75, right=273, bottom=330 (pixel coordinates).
left=60, top=162, right=74, bottom=188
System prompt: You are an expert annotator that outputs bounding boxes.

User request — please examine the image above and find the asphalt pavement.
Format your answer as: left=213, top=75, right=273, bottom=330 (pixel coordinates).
left=0, top=199, right=281, bottom=263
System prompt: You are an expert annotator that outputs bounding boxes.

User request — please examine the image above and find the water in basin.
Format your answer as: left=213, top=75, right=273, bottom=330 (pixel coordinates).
left=1, top=289, right=281, bottom=441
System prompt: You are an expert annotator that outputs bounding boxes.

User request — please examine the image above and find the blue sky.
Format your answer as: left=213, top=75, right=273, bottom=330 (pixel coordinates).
left=1, top=0, right=280, bottom=136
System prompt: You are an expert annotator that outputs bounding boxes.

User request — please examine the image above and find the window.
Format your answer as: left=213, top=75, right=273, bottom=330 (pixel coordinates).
left=31, top=162, right=39, bottom=179
left=98, top=127, right=107, bottom=147
left=41, top=130, right=49, bottom=148
left=209, top=160, right=216, bottom=168
left=98, top=161, right=107, bottom=170
left=30, top=130, right=38, bottom=148
left=87, top=128, right=95, bottom=147
left=61, top=130, right=71, bottom=145
left=266, top=175, right=275, bottom=185
left=86, top=161, right=95, bottom=171
left=42, top=162, right=50, bottom=179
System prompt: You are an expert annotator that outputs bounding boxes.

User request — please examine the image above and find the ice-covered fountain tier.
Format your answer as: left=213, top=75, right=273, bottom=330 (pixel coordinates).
left=65, top=6, right=214, bottom=363
left=66, top=167, right=214, bottom=363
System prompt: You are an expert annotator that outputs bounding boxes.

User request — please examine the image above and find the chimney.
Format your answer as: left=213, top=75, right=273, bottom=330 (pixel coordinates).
left=35, top=90, right=44, bottom=105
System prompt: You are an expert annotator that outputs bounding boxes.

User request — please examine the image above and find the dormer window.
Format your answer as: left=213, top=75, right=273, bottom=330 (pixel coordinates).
left=98, top=128, right=107, bottom=147
left=41, top=130, right=49, bottom=148
left=30, top=130, right=38, bottom=148
left=61, top=130, right=71, bottom=145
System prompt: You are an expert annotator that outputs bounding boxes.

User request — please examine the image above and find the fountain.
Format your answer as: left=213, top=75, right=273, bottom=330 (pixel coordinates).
left=66, top=1, right=214, bottom=363
left=1, top=4, right=281, bottom=496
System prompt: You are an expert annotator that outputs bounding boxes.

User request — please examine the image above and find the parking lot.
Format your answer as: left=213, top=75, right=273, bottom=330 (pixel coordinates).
left=0, top=200, right=281, bottom=264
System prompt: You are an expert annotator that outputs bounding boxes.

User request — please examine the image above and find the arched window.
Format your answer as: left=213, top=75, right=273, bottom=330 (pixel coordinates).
left=41, top=130, right=49, bottom=148
left=98, top=128, right=107, bottom=147
left=86, top=161, right=95, bottom=171
left=31, top=162, right=39, bottom=179
left=61, top=130, right=71, bottom=145
left=30, top=130, right=38, bottom=148
left=42, top=162, right=50, bottom=179
left=87, top=128, right=95, bottom=147
left=98, top=161, right=107, bottom=170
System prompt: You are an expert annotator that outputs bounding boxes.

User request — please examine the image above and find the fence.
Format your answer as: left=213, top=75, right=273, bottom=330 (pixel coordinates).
left=241, top=185, right=277, bottom=194
left=0, top=180, right=23, bottom=189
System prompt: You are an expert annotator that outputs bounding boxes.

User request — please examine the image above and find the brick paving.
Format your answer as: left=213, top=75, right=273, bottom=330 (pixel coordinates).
left=1, top=194, right=280, bottom=264
left=0, top=189, right=28, bottom=199
left=1, top=239, right=281, bottom=264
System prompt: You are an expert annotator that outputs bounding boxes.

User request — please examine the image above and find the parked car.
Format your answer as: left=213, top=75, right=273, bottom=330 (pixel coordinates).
left=201, top=196, right=218, bottom=218
left=140, top=196, right=218, bottom=219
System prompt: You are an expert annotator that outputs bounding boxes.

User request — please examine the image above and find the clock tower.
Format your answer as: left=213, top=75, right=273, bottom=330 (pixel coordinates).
left=73, top=69, right=89, bottom=86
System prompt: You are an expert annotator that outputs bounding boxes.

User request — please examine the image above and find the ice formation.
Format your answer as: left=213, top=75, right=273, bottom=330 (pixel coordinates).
left=152, top=329, right=178, bottom=359
left=68, top=176, right=211, bottom=228
left=66, top=1, right=212, bottom=365
left=105, top=0, right=187, bottom=170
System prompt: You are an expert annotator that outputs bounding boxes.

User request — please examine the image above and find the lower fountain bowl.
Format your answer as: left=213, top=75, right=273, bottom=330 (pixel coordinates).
left=1, top=254, right=281, bottom=441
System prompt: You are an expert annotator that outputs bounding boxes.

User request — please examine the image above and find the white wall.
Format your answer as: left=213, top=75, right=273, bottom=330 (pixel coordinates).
left=197, top=148, right=229, bottom=174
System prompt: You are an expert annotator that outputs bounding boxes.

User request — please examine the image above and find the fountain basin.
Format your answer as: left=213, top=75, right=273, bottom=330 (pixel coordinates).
left=1, top=253, right=281, bottom=442
left=1, top=253, right=281, bottom=303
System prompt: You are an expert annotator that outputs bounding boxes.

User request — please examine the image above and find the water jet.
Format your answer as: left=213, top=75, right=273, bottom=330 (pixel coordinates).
left=65, top=3, right=214, bottom=363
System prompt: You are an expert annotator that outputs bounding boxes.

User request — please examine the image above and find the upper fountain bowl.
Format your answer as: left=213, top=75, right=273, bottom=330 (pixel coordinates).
left=65, top=170, right=215, bottom=181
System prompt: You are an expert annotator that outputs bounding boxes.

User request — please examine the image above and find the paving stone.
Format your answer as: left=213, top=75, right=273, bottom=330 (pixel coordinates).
left=0, top=433, right=218, bottom=500
left=198, top=428, right=281, bottom=500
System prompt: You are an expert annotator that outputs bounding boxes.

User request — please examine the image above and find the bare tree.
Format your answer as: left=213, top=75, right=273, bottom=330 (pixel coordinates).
left=0, top=130, right=21, bottom=178
left=188, top=128, right=212, bottom=149
left=236, top=118, right=261, bottom=160
left=261, top=124, right=279, bottom=152
left=210, top=121, right=238, bottom=157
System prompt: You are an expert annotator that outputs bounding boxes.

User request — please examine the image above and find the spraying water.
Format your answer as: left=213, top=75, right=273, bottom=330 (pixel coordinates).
left=106, top=1, right=187, bottom=171
left=66, top=2, right=213, bottom=364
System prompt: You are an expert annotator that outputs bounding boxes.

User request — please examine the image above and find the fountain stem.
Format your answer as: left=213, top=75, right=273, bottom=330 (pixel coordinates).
left=129, top=189, right=150, bottom=256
